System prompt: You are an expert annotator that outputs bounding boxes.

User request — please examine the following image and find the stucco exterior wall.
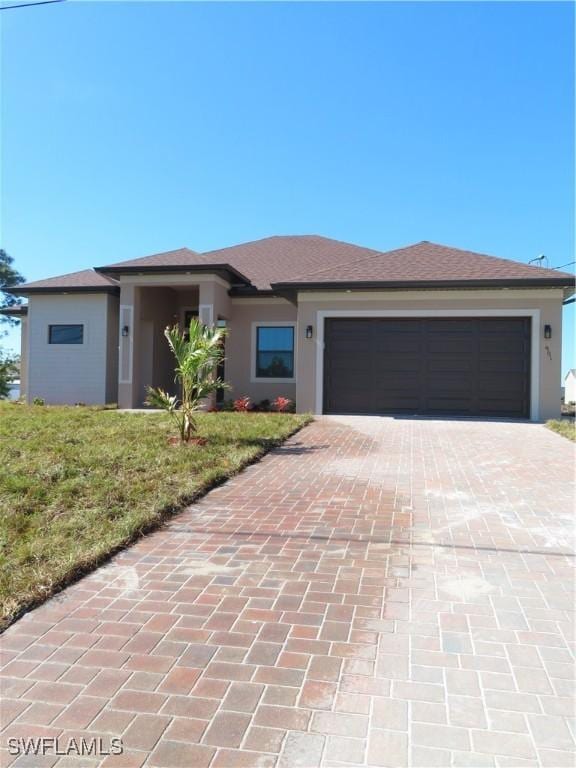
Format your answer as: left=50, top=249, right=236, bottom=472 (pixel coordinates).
left=225, top=299, right=297, bottom=404
left=26, top=293, right=113, bottom=405
left=139, top=287, right=179, bottom=403
left=295, top=289, right=564, bottom=421
left=19, top=316, right=28, bottom=400
left=105, top=295, right=119, bottom=403
left=565, top=373, right=576, bottom=405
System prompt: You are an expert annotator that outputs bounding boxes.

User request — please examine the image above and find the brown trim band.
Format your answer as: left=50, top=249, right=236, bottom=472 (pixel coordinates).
left=94, top=263, right=253, bottom=286
left=5, top=286, right=120, bottom=296
left=271, top=277, right=575, bottom=291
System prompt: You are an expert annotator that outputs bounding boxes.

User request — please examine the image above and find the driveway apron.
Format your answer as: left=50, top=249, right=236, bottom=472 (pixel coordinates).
left=1, top=416, right=574, bottom=767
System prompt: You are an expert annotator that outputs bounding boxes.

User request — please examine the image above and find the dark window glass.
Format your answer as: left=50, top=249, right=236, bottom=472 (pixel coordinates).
left=184, top=310, right=198, bottom=326
left=256, top=326, right=294, bottom=378
left=183, top=310, right=199, bottom=341
left=48, top=325, right=84, bottom=344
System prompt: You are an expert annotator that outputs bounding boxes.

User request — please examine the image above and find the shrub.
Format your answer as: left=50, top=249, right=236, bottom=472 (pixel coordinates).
left=145, top=319, right=228, bottom=442
left=233, top=396, right=252, bottom=412
left=272, top=396, right=293, bottom=413
left=32, top=397, right=45, bottom=406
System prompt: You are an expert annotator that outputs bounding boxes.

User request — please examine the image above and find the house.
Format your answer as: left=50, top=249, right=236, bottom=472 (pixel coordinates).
left=5, top=236, right=575, bottom=420
left=565, top=369, right=576, bottom=405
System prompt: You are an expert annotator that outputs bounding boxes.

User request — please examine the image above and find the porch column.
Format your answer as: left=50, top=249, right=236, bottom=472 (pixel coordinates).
left=197, top=279, right=231, bottom=409
left=117, top=283, right=142, bottom=409
left=198, top=279, right=231, bottom=326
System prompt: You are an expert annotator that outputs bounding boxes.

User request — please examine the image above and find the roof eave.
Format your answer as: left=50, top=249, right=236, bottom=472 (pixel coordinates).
left=5, top=285, right=120, bottom=296
left=228, top=287, right=277, bottom=297
left=95, top=263, right=254, bottom=287
left=0, top=305, right=28, bottom=316
left=271, top=277, right=576, bottom=291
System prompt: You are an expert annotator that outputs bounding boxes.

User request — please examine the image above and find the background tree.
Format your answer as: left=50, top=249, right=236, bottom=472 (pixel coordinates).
left=0, top=250, right=25, bottom=398
left=1, top=249, right=25, bottom=327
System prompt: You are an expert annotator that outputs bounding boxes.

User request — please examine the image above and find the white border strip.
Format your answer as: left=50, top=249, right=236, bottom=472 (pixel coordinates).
left=314, top=309, right=540, bottom=421
left=199, top=304, right=214, bottom=326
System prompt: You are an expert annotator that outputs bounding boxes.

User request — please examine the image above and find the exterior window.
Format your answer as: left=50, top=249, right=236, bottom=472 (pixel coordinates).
left=256, top=326, right=294, bottom=378
left=184, top=310, right=198, bottom=327
left=48, top=324, right=84, bottom=344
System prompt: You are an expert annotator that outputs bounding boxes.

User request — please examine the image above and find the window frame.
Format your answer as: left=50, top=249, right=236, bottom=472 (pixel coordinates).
left=251, top=321, right=297, bottom=383
left=48, top=324, right=84, bottom=345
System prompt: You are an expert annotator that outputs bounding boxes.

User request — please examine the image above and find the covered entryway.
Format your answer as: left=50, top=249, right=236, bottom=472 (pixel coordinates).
left=323, top=317, right=531, bottom=417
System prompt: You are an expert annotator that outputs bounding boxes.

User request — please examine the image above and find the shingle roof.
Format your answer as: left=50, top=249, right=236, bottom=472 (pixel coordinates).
left=98, top=236, right=573, bottom=290
left=9, top=237, right=576, bottom=294
left=9, top=269, right=119, bottom=294
left=271, top=240, right=575, bottom=288
left=102, top=247, right=202, bottom=269
left=201, top=236, right=387, bottom=290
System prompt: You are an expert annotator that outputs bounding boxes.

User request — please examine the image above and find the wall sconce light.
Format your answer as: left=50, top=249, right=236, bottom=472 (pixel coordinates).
left=122, top=325, right=130, bottom=337
left=544, top=324, right=552, bottom=339
left=305, top=325, right=314, bottom=339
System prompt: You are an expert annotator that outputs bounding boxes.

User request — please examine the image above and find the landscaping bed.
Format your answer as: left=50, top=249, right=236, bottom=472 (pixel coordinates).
left=0, top=404, right=311, bottom=629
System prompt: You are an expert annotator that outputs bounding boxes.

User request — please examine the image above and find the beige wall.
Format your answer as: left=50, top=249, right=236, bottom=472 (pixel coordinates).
left=140, top=287, right=179, bottom=403
left=105, top=295, right=119, bottom=403
left=225, top=299, right=297, bottom=404
left=19, top=316, right=28, bottom=400
left=295, top=289, right=565, bottom=421
left=26, top=293, right=113, bottom=405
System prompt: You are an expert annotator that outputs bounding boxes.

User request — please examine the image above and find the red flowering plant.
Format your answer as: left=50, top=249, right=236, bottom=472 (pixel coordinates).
left=233, top=396, right=252, bottom=412
left=272, top=396, right=293, bottom=412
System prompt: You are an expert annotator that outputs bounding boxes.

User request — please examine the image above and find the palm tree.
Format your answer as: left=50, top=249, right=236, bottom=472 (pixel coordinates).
left=145, top=318, right=228, bottom=442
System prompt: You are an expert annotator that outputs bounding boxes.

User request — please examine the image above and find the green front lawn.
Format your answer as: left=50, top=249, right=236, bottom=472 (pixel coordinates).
left=546, top=419, right=576, bottom=442
left=0, top=404, right=311, bottom=629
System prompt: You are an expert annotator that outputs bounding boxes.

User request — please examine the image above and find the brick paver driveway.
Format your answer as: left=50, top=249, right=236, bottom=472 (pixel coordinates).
left=1, top=417, right=574, bottom=768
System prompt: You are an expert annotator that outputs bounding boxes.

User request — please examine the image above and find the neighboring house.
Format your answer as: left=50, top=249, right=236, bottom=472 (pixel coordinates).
left=8, top=381, right=20, bottom=400
left=4, top=236, right=575, bottom=420
left=565, top=369, right=576, bottom=405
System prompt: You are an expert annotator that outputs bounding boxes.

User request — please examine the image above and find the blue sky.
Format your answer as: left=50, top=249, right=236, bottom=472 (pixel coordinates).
left=1, top=1, right=574, bottom=374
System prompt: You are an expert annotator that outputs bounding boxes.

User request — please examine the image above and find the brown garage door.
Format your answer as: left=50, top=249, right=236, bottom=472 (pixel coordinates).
left=323, top=317, right=531, bottom=418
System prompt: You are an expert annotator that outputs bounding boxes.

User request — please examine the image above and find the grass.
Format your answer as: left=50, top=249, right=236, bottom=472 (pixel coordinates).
left=0, top=403, right=311, bottom=629
left=546, top=419, right=576, bottom=442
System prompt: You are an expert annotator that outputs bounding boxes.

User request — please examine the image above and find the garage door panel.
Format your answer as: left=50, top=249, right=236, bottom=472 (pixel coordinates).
left=426, top=358, right=475, bottom=373
left=424, top=397, right=475, bottom=413
left=373, top=397, right=422, bottom=412
left=479, top=358, right=528, bottom=374
left=478, top=400, right=526, bottom=415
left=373, top=359, right=422, bottom=375
left=478, top=338, right=528, bottom=356
left=426, top=375, right=475, bottom=393
left=374, top=338, right=423, bottom=354
left=426, top=319, right=474, bottom=331
left=426, top=338, right=475, bottom=355
left=324, top=317, right=530, bottom=418
left=478, top=376, right=527, bottom=394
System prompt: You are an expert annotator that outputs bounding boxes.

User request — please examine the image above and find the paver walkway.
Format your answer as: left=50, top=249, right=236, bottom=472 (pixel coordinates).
left=1, top=417, right=574, bottom=768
